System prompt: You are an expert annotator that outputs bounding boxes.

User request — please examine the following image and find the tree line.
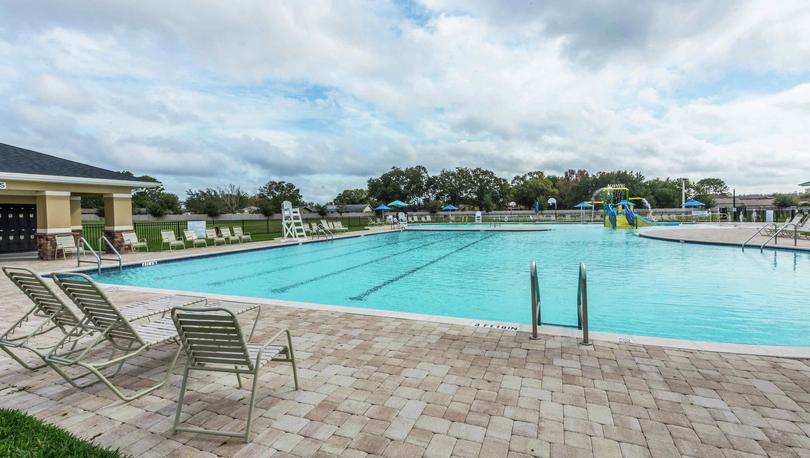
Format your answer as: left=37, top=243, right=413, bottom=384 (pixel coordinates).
left=81, top=167, right=807, bottom=217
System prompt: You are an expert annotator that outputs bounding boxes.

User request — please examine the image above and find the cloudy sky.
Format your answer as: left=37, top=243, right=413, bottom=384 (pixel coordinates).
left=1, top=0, right=809, bottom=201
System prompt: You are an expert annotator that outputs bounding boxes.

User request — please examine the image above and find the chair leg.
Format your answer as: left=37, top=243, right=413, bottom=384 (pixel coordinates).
left=245, top=367, right=261, bottom=441
left=173, top=365, right=191, bottom=435
left=286, top=331, right=299, bottom=390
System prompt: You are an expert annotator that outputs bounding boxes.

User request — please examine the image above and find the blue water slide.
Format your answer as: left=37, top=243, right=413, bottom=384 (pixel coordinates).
left=606, top=205, right=617, bottom=228
left=624, top=207, right=636, bottom=227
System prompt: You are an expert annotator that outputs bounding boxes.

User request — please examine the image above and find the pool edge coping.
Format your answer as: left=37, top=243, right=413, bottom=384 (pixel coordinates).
left=96, top=282, right=810, bottom=359
left=638, top=230, right=810, bottom=252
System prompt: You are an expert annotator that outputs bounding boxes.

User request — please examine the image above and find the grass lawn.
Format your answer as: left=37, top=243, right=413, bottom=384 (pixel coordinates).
left=0, top=408, right=127, bottom=457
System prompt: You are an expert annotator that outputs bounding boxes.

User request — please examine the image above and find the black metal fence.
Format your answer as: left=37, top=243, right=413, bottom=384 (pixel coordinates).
left=81, top=217, right=373, bottom=251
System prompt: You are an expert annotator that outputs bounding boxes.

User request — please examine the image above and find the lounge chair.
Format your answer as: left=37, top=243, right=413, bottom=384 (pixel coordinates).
left=425, top=215, right=432, bottom=222
left=170, top=306, right=297, bottom=441
left=233, top=226, right=252, bottom=242
left=1, top=266, right=84, bottom=370
left=54, top=234, right=77, bottom=259
left=206, top=228, right=226, bottom=246
left=332, top=221, right=349, bottom=232
left=367, top=218, right=378, bottom=226
left=161, top=230, right=185, bottom=251
left=49, top=272, right=259, bottom=401
left=183, top=230, right=207, bottom=248
left=1, top=267, right=197, bottom=375
left=219, top=226, right=237, bottom=244
left=122, top=231, right=148, bottom=252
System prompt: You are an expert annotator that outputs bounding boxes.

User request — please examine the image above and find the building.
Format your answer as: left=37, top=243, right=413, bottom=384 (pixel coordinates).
left=0, top=143, right=159, bottom=259
left=327, top=204, right=372, bottom=214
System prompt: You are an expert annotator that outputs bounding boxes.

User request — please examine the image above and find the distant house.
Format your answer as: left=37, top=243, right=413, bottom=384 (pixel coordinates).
left=327, top=204, right=372, bottom=214
left=714, top=194, right=775, bottom=211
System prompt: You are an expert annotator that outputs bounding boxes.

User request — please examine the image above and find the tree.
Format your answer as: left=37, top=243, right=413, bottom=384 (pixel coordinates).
left=127, top=173, right=181, bottom=217
left=773, top=193, right=799, bottom=208
left=255, top=181, right=303, bottom=216
left=367, top=166, right=430, bottom=205
left=697, top=178, right=729, bottom=196
left=218, top=184, right=249, bottom=214
left=333, top=188, right=369, bottom=205
left=510, top=171, right=557, bottom=208
left=185, top=188, right=225, bottom=217
left=468, top=168, right=510, bottom=210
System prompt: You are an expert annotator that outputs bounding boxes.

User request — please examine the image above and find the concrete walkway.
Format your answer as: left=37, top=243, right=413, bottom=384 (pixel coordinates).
left=640, top=225, right=810, bottom=252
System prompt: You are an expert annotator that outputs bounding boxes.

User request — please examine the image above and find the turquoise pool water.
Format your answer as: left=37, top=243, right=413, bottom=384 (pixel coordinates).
left=91, top=225, right=810, bottom=346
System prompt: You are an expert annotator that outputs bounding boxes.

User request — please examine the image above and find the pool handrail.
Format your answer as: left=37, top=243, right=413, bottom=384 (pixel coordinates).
left=758, top=219, right=799, bottom=252
left=577, top=262, right=589, bottom=345
left=529, top=260, right=589, bottom=345
left=530, top=261, right=540, bottom=339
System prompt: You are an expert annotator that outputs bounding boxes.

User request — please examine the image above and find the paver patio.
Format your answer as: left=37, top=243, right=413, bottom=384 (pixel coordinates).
left=2, top=239, right=810, bottom=457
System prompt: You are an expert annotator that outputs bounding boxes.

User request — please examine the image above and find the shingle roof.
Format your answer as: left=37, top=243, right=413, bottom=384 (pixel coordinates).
left=0, top=142, right=149, bottom=184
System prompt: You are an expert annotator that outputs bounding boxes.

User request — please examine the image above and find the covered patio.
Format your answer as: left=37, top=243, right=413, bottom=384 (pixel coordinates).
left=0, top=143, right=158, bottom=259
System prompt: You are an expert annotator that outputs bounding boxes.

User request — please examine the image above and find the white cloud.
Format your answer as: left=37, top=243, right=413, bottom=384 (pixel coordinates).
left=0, top=0, right=809, bottom=201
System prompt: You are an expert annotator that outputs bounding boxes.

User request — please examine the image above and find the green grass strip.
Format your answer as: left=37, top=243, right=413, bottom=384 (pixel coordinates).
left=0, top=408, right=128, bottom=458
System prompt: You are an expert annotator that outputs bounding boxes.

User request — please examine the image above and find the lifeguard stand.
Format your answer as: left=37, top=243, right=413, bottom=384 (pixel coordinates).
left=281, top=201, right=307, bottom=241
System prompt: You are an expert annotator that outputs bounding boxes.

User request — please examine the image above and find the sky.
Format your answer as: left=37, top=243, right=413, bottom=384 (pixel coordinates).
left=1, top=0, right=809, bottom=202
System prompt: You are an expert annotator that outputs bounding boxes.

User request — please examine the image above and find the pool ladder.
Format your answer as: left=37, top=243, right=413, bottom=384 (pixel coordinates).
left=530, top=260, right=589, bottom=345
left=76, top=236, right=122, bottom=274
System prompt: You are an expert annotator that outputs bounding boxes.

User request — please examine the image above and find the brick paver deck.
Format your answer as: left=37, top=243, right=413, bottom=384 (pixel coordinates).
left=2, top=240, right=810, bottom=456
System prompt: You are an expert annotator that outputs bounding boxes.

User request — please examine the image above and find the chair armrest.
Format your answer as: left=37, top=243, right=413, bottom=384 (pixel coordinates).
left=255, top=329, right=291, bottom=366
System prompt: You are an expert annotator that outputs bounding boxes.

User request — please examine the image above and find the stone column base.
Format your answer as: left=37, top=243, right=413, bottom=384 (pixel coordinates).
left=104, top=230, right=126, bottom=253
left=36, top=233, right=73, bottom=260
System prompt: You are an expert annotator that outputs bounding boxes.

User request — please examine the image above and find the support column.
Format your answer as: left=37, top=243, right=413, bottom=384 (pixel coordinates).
left=103, top=193, right=133, bottom=252
left=35, top=191, right=73, bottom=260
left=70, top=196, right=83, bottom=242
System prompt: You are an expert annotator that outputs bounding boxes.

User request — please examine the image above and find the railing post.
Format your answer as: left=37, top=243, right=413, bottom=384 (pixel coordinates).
left=578, top=262, right=589, bottom=345
left=530, top=261, right=539, bottom=339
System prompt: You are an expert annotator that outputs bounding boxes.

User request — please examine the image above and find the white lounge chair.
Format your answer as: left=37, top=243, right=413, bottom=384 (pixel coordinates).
left=122, top=231, right=148, bottom=252
left=233, top=226, right=252, bottom=242
left=161, top=230, right=185, bottom=250
left=183, top=230, right=207, bottom=248
left=206, top=228, right=226, bottom=246
left=332, top=221, right=349, bottom=232
left=220, top=226, right=237, bottom=244
left=54, top=234, right=77, bottom=259
left=49, top=272, right=259, bottom=401
left=170, top=306, right=297, bottom=441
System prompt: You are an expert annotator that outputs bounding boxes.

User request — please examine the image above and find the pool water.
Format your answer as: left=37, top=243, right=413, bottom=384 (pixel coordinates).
left=92, top=225, right=810, bottom=346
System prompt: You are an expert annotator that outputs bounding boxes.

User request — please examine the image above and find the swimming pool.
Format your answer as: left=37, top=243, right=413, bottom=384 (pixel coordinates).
left=91, top=225, right=810, bottom=346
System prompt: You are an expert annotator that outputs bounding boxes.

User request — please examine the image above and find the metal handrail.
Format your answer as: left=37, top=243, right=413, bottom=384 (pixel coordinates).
left=741, top=223, right=773, bottom=250
left=530, top=261, right=540, bottom=339
left=577, top=262, right=589, bottom=345
left=76, top=237, right=101, bottom=273
left=529, top=260, right=589, bottom=344
left=759, top=221, right=798, bottom=252
left=98, top=236, right=123, bottom=271
left=317, top=224, right=334, bottom=239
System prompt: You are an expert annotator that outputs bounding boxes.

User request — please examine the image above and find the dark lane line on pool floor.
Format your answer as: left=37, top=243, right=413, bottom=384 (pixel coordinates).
left=206, top=232, right=451, bottom=286
left=349, top=233, right=497, bottom=301
left=270, top=233, right=472, bottom=294
left=139, top=231, right=409, bottom=282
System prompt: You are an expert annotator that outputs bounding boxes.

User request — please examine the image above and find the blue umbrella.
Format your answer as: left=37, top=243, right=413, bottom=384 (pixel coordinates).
left=442, top=204, right=458, bottom=211
left=573, top=202, right=593, bottom=208
left=681, top=199, right=705, bottom=207
left=374, top=204, right=391, bottom=211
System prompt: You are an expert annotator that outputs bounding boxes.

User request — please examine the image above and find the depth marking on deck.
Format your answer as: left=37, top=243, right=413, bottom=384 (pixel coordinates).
left=349, top=233, right=496, bottom=301
left=271, top=233, right=470, bottom=293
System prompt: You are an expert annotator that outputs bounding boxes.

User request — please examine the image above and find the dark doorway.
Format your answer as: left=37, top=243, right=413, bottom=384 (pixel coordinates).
left=0, top=204, right=37, bottom=252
